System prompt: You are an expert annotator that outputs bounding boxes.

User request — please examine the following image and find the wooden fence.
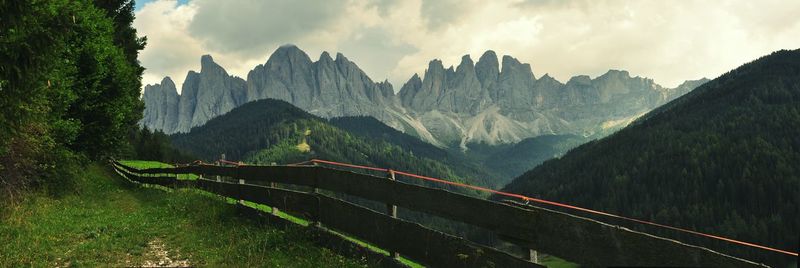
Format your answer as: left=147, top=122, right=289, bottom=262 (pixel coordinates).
left=110, top=161, right=765, bottom=268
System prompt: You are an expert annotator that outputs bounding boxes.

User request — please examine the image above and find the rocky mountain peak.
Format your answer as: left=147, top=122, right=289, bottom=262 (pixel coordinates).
left=455, top=55, right=476, bottom=79
left=143, top=45, right=708, bottom=149
left=596, top=69, right=634, bottom=83
left=398, top=73, right=423, bottom=108
left=141, top=76, right=180, bottom=132
left=566, top=75, right=592, bottom=86
left=199, top=54, right=223, bottom=73
left=319, top=51, right=334, bottom=63
left=334, top=52, right=349, bottom=62
left=159, top=76, right=176, bottom=90
left=427, top=59, right=445, bottom=73
left=267, top=44, right=313, bottom=68
left=500, top=55, right=533, bottom=79
left=478, top=50, right=498, bottom=64
left=458, top=55, right=474, bottom=68
left=476, top=50, right=500, bottom=89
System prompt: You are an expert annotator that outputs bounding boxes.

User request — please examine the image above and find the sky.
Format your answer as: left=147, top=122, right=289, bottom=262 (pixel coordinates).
left=133, top=0, right=800, bottom=93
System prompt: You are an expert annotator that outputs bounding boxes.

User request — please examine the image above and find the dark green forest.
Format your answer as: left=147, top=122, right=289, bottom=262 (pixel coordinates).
left=501, top=50, right=800, bottom=266
left=0, top=0, right=144, bottom=201
left=128, top=127, right=195, bottom=164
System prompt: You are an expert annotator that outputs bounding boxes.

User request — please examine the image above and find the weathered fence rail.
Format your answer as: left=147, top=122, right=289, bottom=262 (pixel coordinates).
left=111, top=161, right=765, bottom=267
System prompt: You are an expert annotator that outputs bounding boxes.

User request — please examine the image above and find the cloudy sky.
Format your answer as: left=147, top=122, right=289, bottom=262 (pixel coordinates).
left=134, top=0, right=800, bottom=93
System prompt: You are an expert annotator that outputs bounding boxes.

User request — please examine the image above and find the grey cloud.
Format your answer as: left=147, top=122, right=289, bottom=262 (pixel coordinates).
left=513, top=0, right=590, bottom=12
left=188, top=0, right=346, bottom=55
left=421, top=0, right=471, bottom=30
left=336, top=27, right=418, bottom=87
left=366, top=0, right=397, bottom=15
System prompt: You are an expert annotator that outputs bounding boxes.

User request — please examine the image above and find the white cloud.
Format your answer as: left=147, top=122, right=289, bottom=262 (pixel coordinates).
left=134, top=0, right=202, bottom=91
left=135, top=0, right=800, bottom=94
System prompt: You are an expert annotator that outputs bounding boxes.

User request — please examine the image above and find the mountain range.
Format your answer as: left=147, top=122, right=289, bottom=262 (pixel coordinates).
left=141, top=45, right=707, bottom=149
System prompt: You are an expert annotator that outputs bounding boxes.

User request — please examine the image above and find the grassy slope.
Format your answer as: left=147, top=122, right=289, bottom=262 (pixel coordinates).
left=121, top=160, right=197, bottom=180
left=0, top=163, right=366, bottom=267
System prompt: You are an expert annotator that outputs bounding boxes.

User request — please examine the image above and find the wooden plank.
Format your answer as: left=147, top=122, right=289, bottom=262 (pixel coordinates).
left=112, top=163, right=763, bottom=267
left=194, top=179, right=319, bottom=220
left=113, top=161, right=141, bottom=174
left=136, top=167, right=175, bottom=174
left=307, top=168, right=763, bottom=267
left=114, top=164, right=142, bottom=182
left=316, top=195, right=540, bottom=268
left=237, top=165, right=318, bottom=186
left=138, top=176, right=178, bottom=188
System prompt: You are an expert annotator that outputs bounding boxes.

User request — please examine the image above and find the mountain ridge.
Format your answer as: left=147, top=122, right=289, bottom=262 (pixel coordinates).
left=142, top=45, right=708, bottom=148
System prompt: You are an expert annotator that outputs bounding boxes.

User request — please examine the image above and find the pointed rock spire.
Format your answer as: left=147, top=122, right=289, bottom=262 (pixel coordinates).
left=475, top=50, right=499, bottom=89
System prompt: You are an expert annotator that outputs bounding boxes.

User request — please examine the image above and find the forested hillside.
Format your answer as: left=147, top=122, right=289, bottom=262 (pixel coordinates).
left=501, top=50, right=800, bottom=265
left=171, top=99, right=501, bottom=188
left=1, top=0, right=144, bottom=201
left=463, top=135, right=585, bottom=179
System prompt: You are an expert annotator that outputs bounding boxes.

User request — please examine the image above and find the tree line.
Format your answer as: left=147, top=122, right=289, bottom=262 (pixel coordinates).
left=1, top=0, right=145, bottom=202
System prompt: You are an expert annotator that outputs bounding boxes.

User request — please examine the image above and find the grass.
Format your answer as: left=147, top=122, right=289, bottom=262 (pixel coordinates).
left=0, top=163, right=368, bottom=267
left=120, top=160, right=424, bottom=267
left=539, top=254, right=579, bottom=268
left=119, top=160, right=198, bottom=180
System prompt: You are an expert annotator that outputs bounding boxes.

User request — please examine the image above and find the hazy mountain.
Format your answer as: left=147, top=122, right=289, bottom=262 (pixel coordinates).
left=142, top=45, right=707, bottom=149
left=500, top=49, right=800, bottom=266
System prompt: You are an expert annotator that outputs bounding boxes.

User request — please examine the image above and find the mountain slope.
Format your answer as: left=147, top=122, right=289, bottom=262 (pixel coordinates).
left=500, top=50, right=800, bottom=265
left=170, top=99, right=499, bottom=188
left=481, top=134, right=585, bottom=179
left=328, top=116, right=449, bottom=160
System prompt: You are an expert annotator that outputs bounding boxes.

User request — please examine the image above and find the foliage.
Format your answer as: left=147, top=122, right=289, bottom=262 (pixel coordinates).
left=0, top=0, right=144, bottom=200
left=126, top=127, right=195, bottom=164
left=501, top=50, right=800, bottom=266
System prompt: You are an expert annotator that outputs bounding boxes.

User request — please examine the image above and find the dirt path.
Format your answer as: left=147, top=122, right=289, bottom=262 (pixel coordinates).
left=134, top=238, right=191, bottom=267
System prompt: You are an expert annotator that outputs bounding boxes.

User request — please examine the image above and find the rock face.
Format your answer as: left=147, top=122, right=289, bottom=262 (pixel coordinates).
left=141, top=55, right=247, bottom=133
left=141, top=77, right=179, bottom=131
left=245, top=46, right=398, bottom=116
left=141, top=45, right=707, bottom=149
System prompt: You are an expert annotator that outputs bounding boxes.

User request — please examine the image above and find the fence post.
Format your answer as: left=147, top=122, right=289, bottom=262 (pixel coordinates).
left=238, top=161, right=245, bottom=206
left=215, top=161, right=221, bottom=183
left=270, top=162, right=279, bottom=216
left=524, top=249, right=539, bottom=264
left=311, top=161, right=322, bottom=228
left=386, top=169, right=400, bottom=259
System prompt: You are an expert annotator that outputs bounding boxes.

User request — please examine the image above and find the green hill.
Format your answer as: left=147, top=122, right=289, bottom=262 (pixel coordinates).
left=171, top=99, right=499, bottom=189
left=500, top=50, right=800, bottom=266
